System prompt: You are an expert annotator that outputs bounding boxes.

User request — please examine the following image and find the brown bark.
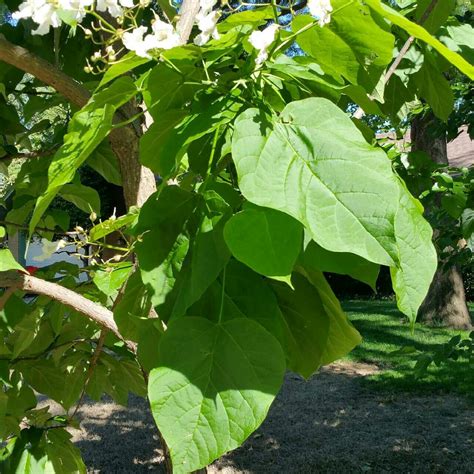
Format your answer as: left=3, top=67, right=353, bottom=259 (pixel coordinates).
left=0, top=272, right=137, bottom=345
left=418, top=266, right=472, bottom=329
left=411, top=113, right=472, bottom=329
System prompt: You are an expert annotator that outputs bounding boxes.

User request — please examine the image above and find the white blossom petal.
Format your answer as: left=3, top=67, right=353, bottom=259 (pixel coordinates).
left=307, top=0, right=333, bottom=27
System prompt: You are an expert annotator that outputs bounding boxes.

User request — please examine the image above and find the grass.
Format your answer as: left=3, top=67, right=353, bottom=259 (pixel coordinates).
left=342, top=299, right=474, bottom=398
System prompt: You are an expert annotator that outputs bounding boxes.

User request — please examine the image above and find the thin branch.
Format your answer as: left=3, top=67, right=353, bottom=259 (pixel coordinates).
left=70, top=330, right=107, bottom=419
left=352, top=0, right=439, bottom=119
left=0, top=272, right=135, bottom=351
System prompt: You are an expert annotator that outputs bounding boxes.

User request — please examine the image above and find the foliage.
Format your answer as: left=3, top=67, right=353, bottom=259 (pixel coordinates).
left=0, top=0, right=472, bottom=472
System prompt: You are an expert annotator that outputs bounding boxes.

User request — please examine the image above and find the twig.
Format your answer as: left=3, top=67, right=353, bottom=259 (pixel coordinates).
left=70, top=330, right=107, bottom=419
left=352, top=0, right=439, bottom=119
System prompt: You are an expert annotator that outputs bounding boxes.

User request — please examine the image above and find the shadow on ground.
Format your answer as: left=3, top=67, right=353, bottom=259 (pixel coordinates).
left=73, top=362, right=474, bottom=473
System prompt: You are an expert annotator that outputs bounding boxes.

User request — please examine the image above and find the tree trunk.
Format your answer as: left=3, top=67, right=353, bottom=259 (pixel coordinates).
left=418, top=266, right=472, bottom=329
left=411, top=113, right=472, bottom=329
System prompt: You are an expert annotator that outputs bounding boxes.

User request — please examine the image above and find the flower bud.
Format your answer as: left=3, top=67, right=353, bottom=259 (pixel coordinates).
left=84, top=66, right=93, bottom=73
left=84, top=28, right=93, bottom=38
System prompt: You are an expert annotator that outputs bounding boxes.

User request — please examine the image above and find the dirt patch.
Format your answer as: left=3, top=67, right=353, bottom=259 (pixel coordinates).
left=70, top=361, right=474, bottom=473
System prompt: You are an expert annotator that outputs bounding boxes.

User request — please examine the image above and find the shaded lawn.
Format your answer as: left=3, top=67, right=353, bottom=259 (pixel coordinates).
left=342, top=299, right=474, bottom=398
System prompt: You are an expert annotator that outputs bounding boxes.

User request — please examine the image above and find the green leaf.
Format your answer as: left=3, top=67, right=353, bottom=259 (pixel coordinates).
left=415, top=0, right=455, bottom=34
left=270, top=271, right=361, bottom=378
left=90, top=208, right=139, bottom=241
left=0, top=248, right=25, bottom=273
left=45, top=428, right=86, bottom=474
left=168, top=191, right=232, bottom=319
left=293, top=1, right=394, bottom=87
left=148, top=317, right=285, bottom=473
left=140, top=95, right=242, bottom=178
left=412, top=51, right=454, bottom=121
left=365, top=0, right=474, bottom=79
left=29, top=77, right=138, bottom=235
left=232, top=99, right=399, bottom=267
left=114, top=270, right=152, bottom=340
left=224, top=204, right=303, bottom=278
left=143, top=61, right=203, bottom=118
left=390, top=180, right=437, bottom=326
left=136, top=186, right=198, bottom=307
left=300, top=239, right=380, bottom=290
left=59, top=183, right=101, bottom=216
left=87, top=141, right=122, bottom=186
left=93, top=263, right=133, bottom=297
left=140, top=109, right=188, bottom=177
left=99, top=52, right=150, bottom=88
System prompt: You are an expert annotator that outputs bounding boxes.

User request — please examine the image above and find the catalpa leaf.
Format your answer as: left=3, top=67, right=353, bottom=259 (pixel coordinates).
left=232, top=98, right=399, bottom=267
left=224, top=203, right=303, bottom=278
left=148, top=317, right=285, bottom=473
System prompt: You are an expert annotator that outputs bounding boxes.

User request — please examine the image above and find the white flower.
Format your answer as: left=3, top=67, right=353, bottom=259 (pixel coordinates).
left=13, top=0, right=61, bottom=35
left=249, top=23, right=279, bottom=65
left=96, top=0, right=131, bottom=18
left=122, top=21, right=181, bottom=58
left=122, top=26, right=150, bottom=57
left=194, top=9, right=219, bottom=46
left=307, top=0, right=333, bottom=27
left=58, top=0, right=93, bottom=23
left=33, top=239, right=68, bottom=262
left=150, top=18, right=181, bottom=49
left=199, top=0, right=217, bottom=14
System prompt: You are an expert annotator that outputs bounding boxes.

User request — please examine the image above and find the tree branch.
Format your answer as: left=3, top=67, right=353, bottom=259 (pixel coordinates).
left=0, top=35, right=90, bottom=108
left=0, top=272, right=135, bottom=351
left=176, top=0, right=201, bottom=43
left=352, top=0, right=439, bottom=120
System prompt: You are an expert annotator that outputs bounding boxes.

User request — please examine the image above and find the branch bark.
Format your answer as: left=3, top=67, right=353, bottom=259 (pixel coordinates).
left=0, top=272, right=136, bottom=350
left=176, top=0, right=201, bottom=43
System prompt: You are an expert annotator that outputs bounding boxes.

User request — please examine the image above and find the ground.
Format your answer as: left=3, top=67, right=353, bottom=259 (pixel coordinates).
left=71, top=300, right=474, bottom=473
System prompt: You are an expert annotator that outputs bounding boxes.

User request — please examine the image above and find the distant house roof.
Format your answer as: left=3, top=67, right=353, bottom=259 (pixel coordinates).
left=447, top=127, right=474, bottom=168
left=377, top=126, right=474, bottom=168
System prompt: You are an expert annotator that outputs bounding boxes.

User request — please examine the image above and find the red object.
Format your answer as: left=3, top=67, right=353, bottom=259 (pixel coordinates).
left=25, top=266, right=39, bottom=275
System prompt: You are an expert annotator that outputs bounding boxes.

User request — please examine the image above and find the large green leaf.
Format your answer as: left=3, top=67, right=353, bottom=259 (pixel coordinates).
left=148, top=317, right=285, bottom=473
left=168, top=191, right=232, bottom=319
left=224, top=204, right=303, bottom=278
left=232, top=98, right=399, bottom=267
left=28, top=77, right=138, bottom=235
left=390, top=180, right=437, bottom=326
left=412, top=50, right=454, bottom=121
left=59, top=183, right=101, bottom=216
left=365, top=0, right=474, bottom=79
left=300, top=240, right=380, bottom=290
left=270, top=271, right=361, bottom=378
left=292, top=0, right=394, bottom=87
left=136, top=186, right=198, bottom=307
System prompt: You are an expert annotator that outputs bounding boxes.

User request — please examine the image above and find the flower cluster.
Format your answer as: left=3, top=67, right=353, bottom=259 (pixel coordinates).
left=12, top=0, right=132, bottom=35
left=122, top=17, right=181, bottom=58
